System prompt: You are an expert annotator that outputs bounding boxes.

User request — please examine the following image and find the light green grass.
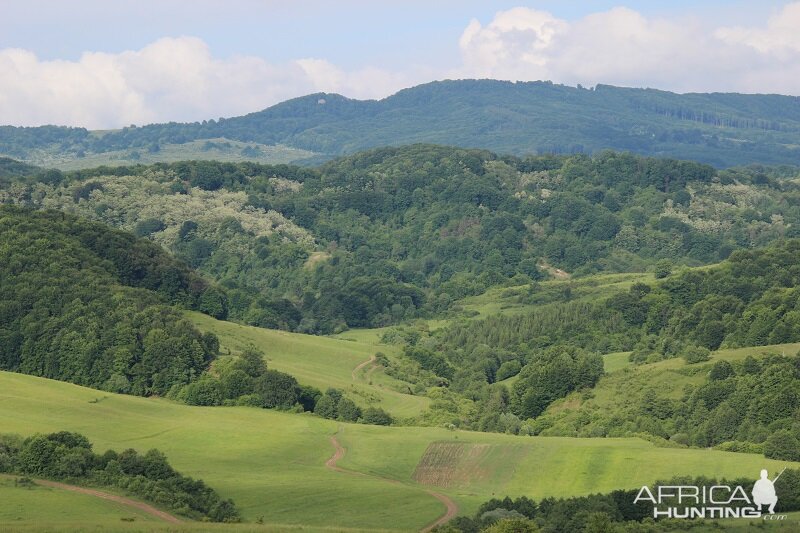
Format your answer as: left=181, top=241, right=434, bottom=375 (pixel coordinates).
left=3, top=371, right=798, bottom=531
left=1, top=368, right=443, bottom=532
left=457, top=272, right=653, bottom=318
left=601, top=341, right=799, bottom=375
left=338, top=424, right=795, bottom=517
left=15, top=138, right=317, bottom=170
left=603, top=351, right=633, bottom=373
left=0, top=371, right=439, bottom=531
left=188, top=312, right=428, bottom=419
left=0, top=474, right=158, bottom=528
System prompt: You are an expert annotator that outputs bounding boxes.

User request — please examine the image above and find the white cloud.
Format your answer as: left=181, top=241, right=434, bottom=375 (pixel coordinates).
left=0, top=37, right=412, bottom=128
left=457, top=3, right=800, bottom=95
left=715, top=2, right=800, bottom=55
left=3, top=4, right=800, bottom=128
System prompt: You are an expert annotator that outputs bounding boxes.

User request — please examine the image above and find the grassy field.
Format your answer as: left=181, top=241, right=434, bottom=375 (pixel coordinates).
left=1, top=371, right=797, bottom=531
left=454, top=272, right=653, bottom=321
left=0, top=475, right=159, bottom=529
left=14, top=138, right=317, bottom=170
left=188, top=312, right=428, bottom=418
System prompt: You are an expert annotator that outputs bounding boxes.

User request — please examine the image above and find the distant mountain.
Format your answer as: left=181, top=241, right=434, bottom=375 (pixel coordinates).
left=3, top=79, right=800, bottom=167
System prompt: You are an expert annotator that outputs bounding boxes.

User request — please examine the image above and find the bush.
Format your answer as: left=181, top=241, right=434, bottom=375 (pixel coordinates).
left=683, top=345, right=711, bottom=364
left=314, top=395, right=338, bottom=419
left=337, top=398, right=362, bottom=422
left=654, top=260, right=672, bottom=279
left=182, top=379, right=222, bottom=406
left=362, top=407, right=393, bottom=426
left=765, top=429, right=800, bottom=461
left=708, top=360, right=735, bottom=380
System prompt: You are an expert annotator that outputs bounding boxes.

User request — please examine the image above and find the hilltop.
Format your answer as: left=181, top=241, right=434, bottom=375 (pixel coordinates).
left=3, top=80, right=800, bottom=168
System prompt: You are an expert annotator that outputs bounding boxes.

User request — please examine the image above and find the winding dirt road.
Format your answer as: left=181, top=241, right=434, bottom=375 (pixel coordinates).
left=325, top=435, right=458, bottom=532
left=351, top=354, right=377, bottom=380
left=35, top=479, right=182, bottom=524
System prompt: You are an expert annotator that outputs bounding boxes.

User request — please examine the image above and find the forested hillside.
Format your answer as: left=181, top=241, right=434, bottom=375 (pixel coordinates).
left=3, top=80, right=800, bottom=167
left=2, top=146, right=798, bottom=334
left=376, top=239, right=800, bottom=445
left=0, top=206, right=222, bottom=395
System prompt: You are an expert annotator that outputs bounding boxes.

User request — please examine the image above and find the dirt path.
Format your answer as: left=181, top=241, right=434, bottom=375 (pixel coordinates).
left=420, top=490, right=459, bottom=532
left=325, top=435, right=458, bottom=532
left=35, top=479, right=182, bottom=524
left=351, top=354, right=376, bottom=380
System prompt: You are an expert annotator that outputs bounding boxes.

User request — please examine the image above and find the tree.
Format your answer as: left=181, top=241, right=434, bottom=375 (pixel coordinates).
left=765, top=430, right=800, bottom=461
left=314, top=394, right=338, bottom=419
left=683, top=345, right=711, bottom=364
left=654, top=260, right=672, bottom=279
left=708, top=360, right=735, bottom=381
left=362, top=407, right=393, bottom=426
left=219, top=369, right=253, bottom=400
left=254, top=370, right=299, bottom=409
left=483, top=518, right=539, bottom=533
left=337, top=398, right=362, bottom=422
left=233, top=345, right=267, bottom=378
left=182, top=378, right=222, bottom=406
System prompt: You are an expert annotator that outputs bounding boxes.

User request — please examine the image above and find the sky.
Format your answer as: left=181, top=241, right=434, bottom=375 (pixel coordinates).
left=1, top=1, right=798, bottom=128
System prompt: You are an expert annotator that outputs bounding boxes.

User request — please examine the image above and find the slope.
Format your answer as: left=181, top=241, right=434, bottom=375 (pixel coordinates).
left=0, top=371, right=796, bottom=531
left=4, top=80, right=800, bottom=167
left=187, top=311, right=428, bottom=418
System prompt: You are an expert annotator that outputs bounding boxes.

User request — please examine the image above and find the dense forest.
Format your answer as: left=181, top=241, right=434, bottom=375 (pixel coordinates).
left=3, top=146, right=800, bottom=446
left=0, top=431, right=239, bottom=522
left=3, top=80, right=800, bottom=167
left=0, top=206, right=222, bottom=395
left=3, top=146, right=798, bottom=335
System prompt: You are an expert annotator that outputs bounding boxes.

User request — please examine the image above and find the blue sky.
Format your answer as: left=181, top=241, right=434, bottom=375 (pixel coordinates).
left=1, top=1, right=798, bottom=127
left=2, top=1, right=786, bottom=63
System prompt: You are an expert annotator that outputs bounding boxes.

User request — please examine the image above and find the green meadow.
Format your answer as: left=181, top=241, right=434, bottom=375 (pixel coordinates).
left=1, top=370, right=796, bottom=531
left=188, top=311, right=429, bottom=418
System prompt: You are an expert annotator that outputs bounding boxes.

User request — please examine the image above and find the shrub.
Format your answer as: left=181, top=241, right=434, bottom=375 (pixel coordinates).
left=765, top=429, right=800, bottom=461
left=362, top=407, right=393, bottom=426
left=683, top=345, right=711, bottom=364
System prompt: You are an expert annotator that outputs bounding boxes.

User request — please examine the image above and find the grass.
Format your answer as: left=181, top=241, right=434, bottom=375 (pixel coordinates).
left=16, top=138, right=317, bottom=170
left=188, top=312, right=429, bottom=418
left=603, top=351, right=633, bottom=373
left=2, top=371, right=797, bottom=531
left=0, top=474, right=158, bottom=528
left=455, top=272, right=654, bottom=320
left=545, top=340, right=800, bottom=431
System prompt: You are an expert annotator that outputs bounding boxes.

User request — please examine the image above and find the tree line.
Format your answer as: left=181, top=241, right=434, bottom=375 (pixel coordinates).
left=0, top=431, right=239, bottom=522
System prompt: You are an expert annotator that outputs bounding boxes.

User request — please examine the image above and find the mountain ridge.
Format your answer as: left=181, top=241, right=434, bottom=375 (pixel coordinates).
left=2, top=79, right=800, bottom=167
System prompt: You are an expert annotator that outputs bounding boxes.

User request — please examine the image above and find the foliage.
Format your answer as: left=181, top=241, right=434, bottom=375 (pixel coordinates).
left=534, top=350, right=800, bottom=454
left=6, top=147, right=799, bottom=335
left=0, top=206, right=220, bottom=395
left=4, top=80, right=800, bottom=166
left=0, top=431, right=239, bottom=522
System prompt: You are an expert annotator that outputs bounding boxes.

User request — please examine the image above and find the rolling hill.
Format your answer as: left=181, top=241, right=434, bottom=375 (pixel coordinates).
left=0, top=370, right=795, bottom=531
left=3, top=80, right=800, bottom=168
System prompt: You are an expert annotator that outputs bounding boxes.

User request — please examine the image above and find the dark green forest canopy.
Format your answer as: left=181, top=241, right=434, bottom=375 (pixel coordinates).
left=3, top=80, right=800, bottom=166
left=0, top=206, right=222, bottom=395
left=3, top=146, right=798, bottom=333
